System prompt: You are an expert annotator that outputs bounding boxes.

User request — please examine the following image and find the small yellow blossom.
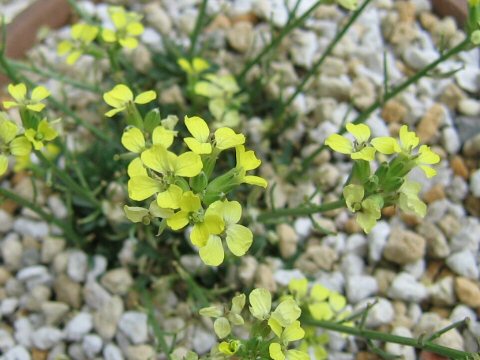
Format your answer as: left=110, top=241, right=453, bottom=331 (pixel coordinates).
left=3, top=83, right=50, bottom=112
left=235, top=145, right=267, bottom=188
left=325, top=123, right=376, bottom=161
left=0, top=117, right=32, bottom=176
left=121, top=125, right=175, bottom=153
left=343, top=184, right=383, bottom=233
left=102, top=6, right=144, bottom=49
left=103, top=84, right=156, bottom=117
left=218, top=340, right=240, bottom=356
left=178, top=57, right=209, bottom=75
left=25, top=119, right=58, bottom=150
left=57, top=23, right=99, bottom=64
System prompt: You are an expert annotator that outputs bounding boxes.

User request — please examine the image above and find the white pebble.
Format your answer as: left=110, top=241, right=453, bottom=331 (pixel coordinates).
left=103, top=343, right=124, bottom=360
left=3, top=345, right=31, bottom=360
left=355, top=297, right=394, bottom=327
left=118, top=312, right=148, bottom=344
left=83, top=334, right=103, bottom=359
left=346, top=275, right=378, bottom=304
left=368, top=221, right=390, bottom=262
left=31, top=327, right=65, bottom=350
left=470, top=169, right=480, bottom=197
left=65, top=313, right=93, bottom=341
left=67, top=250, right=88, bottom=283
left=388, top=272, right=428, bottom=302
left=446, top=250, right=479, bottom=279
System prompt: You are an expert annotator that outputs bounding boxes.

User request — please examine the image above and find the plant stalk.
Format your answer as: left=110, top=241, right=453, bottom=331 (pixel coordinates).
left=303, top=316, right=472, bottom=359
left=258, top=199, right=345, bottom=222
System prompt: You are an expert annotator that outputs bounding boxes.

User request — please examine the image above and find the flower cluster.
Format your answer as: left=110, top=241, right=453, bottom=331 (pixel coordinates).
left=57, top=6, right=144, bottom=65
left=325, top=123, right=440, bottom=232
left=179, top=57, right=246, bottom=129
left=107, top=85, right=267, bottom=266
left=1, top=83, right=59, bottom=176
left=199, top=287, right=309, bottom=359
left=288, top=278, right=350, bottom=359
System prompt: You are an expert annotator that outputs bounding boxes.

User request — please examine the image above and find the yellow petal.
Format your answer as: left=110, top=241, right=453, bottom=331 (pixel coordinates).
left=214, top=128, right=245, bottom=150
left=399, top=125, right=419, bottom=151
left=371, top=137, right=401, bottom=154
left=271, top=298, right=301, bottom=327
left=325, top=134, right=353, bottom=154
left=190, top=222, right=210, bottom=247
left=213, top=317, right=231, bottom=339
left=157, top=185, right=183, bottom=209
left=121, top=127, right=145, bottom=153
left=2, top=101, right=19, bottom=109
left=185, top=116, right=210, bottom=142
left=346, top=123, right=371, bottom=144
left=308, top=302, right=333, bottom=321
left=249, top=288, right=271, bottom=320
left=236, top=145, right=261, bottom=171
left=128, top=176, right=162, bottom=201
left=268, top=317, right=283, bottom=338
left=9, top=136, right=32, bottom=156
left=177, top=58, right=193, bottom=74
left=0, top=155, right=8, bottom=176
left=105, top=108, right=124, bottom=117
left=127, top=22, right=144, bottom=36
left=102, top=29, right=117, bottom=42
left=175, top=151, right=202, bottom=177
left=221, top=200, right=242, bottom=224
left=417, top=145, right=440, bottom=165
left=199, top=235, right=224, bottom=266
left=104, top=84, right=133, bottom=107
left=329, top=292, right=347, bottom=312
left=310, top=284, right=330, bottom=302
left=179, top=191, right=202, bottom=213
left=199, top=306, right=223, bottom=318
left=141, top=145, right=175, bottom=174
left=134, top=90, right=156, bottom=104
left=152, top=126, right=175, bottom=148
left=127, top=157, right=147, bottom=177
left=119, top=37, right=138, bottom=49
left=124, top=205, right=149, bottom=223
left=57, top=40, right=72, bottom=55
left=111, top=10, right=127, bottom=28
left=8, top=83, right=26, bottom=102
left=351, top=146, right=376, bottom=161
left=283, top=321, right=305, bottom=342
left=288, top=278, right=308, bottom=300
left=66, top=51, right=83, bottom=65
left=31, top=86, right=50, bottom=102
left=0, top=119, right=18, bottom=144
left=419, top=165, right=437, bottom=178
left=184, top=137, right=212, bottom=154
left=166, top=210, right=189, bottom=230
left=269, top=343, right=285, bottom=360
left=244, top=175, right=268, bottom=188
left=26, top=103, right=45, bottom=112
left=192, top=57, right=209, bottom=73
left=226, top=224, right=252, bottom=256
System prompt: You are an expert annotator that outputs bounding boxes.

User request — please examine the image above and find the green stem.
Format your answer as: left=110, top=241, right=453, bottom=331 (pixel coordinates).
left=188, top=0, right=209, bottom=59
left=35, top=151, right=101, bottom=208
left=237, top=0, right=325, bottom=81
left=295, top=38, right=470, bottom=179
left=257, top=199, right=345, bottom=223
left=6, top=59, right=101, bottom=93
left=0, top=186, right=83, bottom=246
left=303, top=316, right=472, bottom=359
left=276, top=0, right=373, bottom=119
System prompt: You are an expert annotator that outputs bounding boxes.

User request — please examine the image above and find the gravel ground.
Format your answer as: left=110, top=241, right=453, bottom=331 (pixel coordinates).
left=1, top=0, right=480, bottom=359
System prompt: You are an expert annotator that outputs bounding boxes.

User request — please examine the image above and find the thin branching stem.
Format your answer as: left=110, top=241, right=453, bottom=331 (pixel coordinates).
left=276, top=0, right=373, bottom=120
left=295, top=38, right=470, bottom=180
left=189, top=0, right=209, bottom=59
left=237, top=0, right=326, bottom=81
left=258, top=199, right=345, bottom=223
left=303, top=316, right=472, bottom=359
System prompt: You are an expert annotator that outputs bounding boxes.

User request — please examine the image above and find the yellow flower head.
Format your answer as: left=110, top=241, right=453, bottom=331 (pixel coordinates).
left=121, top=125, right=175, bottom=153
left=398, top=180, right=427, bottom=217
left=103, top=84, right=156, bottom=117
left=0, top=117, right=32, bottom=176
left=102, top=6, right=144, bottom=49
left=218, top=340, right=240, bottom=356
left=3, top=83, right=50, bottom=112
left=25, top=119, right=58, bottom=150
left=198, top=200, right=252, bottom=266
left=325, top=123, right=376, bottom=161
left=57, top=23, right=99, bottom=64
left=178, top=57, right=209, bottom=75
left=235, top=145, right=267, bottom=188
left=343, top=184, right=382, bottom=233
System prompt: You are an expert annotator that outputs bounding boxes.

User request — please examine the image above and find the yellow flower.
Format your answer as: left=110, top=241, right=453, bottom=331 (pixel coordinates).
left=124, top=201, right=173, bottom=224
left=25, top=119, right=58, bottom=150
left=343, top=184, right=383, bottom=233
left=269, top=298, right=302, bottom=328
left=3, top=83, right=50, bottom=112
left=195, top=74, right=240, bottom=99
left=184, top=115, right=245, bottom=154
left=199, top=294, right=246, bottom=339
left=235, top=145, right=267, bottom=188
left=103, top=84, right=156, bottom=117
left=0, top=117, right=32, bottom=176
left=414, top=145, right=440, bottom=178
left=218, top=340, right=240, bottom=356
left=177, top=57, right=209, bottom=75
left=269, top=342, right=309, bottom=360
left=165, top=192, right=224, bottom=254
left=325, top=123, right=376, bottom=161
left=57, top=23, right=99, bottom=64
left=102, top=6, right=144, bottom=49
left=208, top=200, right=253, bottom=256
left=398, top=180, right=427, bottom=217
left=249, top=288, right=272, bottom=320
left=121, top=125, right=175, bottom=153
